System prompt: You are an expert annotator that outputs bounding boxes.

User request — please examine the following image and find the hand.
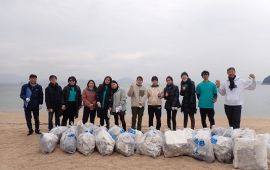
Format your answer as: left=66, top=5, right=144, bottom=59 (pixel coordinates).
left=107, top=110, right=111, bottom=118
left=39, top=105, right=42, bottom=110
left=26, top=98, right=30, bottom=102
left=213, top=98, right=217, bottom=103
left=61, top=105, right=66, bottom=110
left=97, top=102, right=101, bottom=108
left=157, top=92, right=161, bottom=98
left=116, top=106, right=122, bottom=113
left=215, top=80, right=221, bottom=88
left=165, top=92, right=169, bottom=97
left=249, top=74, right=255, bottom=80
left=172, top=107, right=178, bottom=111
left=89, top=104, right=94, bottom=107
left=48, top=108, right=53, bottom=112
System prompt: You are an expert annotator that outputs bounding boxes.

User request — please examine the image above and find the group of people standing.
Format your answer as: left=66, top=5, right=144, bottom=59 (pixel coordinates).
left=20, top=67, right=256, bottom=136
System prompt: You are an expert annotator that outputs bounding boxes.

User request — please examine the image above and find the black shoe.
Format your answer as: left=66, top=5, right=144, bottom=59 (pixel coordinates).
left=35, top=130, right=41, bottom=134
left=27, top=130, right=34, bottom=136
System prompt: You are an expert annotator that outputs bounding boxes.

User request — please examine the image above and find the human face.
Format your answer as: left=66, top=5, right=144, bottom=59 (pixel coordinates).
left=50, top=77, right=57, bottom=85
left=202, top=74, right=209, bottom=81
left=69, top=79, right=75, bottom=86
left=29, top=77, right=37, bottom=84
left=104, top=78, right=111, bottom=85
left=181, top=75, right=188, bottom=82
left=166, top=78, right=172, bottom=85
left=111, top=82, right=118, bottom=90
left=227, top=69, right=236, bottom=78
left=152, top=80, right=158, bottom=86
left=88, top=81, right=94, bottom=89
left=136, top=79, right=143, bottom=86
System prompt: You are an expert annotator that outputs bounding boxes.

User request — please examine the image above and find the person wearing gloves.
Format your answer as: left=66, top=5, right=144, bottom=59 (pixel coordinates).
left=180, top=72, right=196, bottom=129
left=164, top=76, right=181, bottom=131
left=61, top=76, right=82, bottom=126
left=45, top=75, right=64, bottom=131
left=128, top=76, right=147, bottom=131
left=96, top=76, right=113, bottom=129
left=111, top=80, right=127, bottom=131
left=216, top=67, right=256, bottom=129
left=82, top=80, right=97, bottom=124
left=147, top=76, right=163, bottom=130
left=196, top=71, right=217, bottom=129
left=20, top=74, right=43, bottom=136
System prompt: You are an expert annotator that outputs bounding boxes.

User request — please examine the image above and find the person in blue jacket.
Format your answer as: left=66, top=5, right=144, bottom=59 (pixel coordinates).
left=20, top=74, right=43, bottom=136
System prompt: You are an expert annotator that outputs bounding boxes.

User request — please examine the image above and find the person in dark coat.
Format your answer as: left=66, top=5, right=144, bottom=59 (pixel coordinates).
left=61, top=76, right=82, bottom=126
left=164, top=76, right=181, bottom=130
left=96, top=76, right=113, bottom=129
left=45, top=75, right=64, bottom=131
left=180, top=72, right=196, bottom=129
left=20, top=74, right=43, bottom=136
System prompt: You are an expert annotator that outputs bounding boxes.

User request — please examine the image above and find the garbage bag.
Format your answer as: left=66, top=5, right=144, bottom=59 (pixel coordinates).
left=115, top=132, right=136, bottom=157
left=39, top=133, right=58, bottom=153
left=211, top=126, right=233, bottom=138
left=232, top=128, right=256, bottom=140
left=95, top=128, right=115, bottom=156
left=163, top=128, right=194, bottom=157
left=60, top=126, right=78, bottom=154
left=211, top=135, right=233, bottom=163
left=49, top=126, right=69, bottom=143
left=77, top=130, right=95, bottom=156
left=77, top=121, right=98, bottom=136
left=127, top=128, right=144, bottom=150
left=233, top=135, right=268, bottom=170
left=108, top=125, right=125, bottom=141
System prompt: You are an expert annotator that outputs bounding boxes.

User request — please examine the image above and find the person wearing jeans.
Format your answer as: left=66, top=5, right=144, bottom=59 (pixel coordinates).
left=147, top=76, right=163, bottom=130
left=45, top=75, right=64, bottom=131
left=196, top=71, right=217, bottom=128
left=128, top=76, right=147, bottom=131
left=20, top=74, right=43, bottom=136
left=216, top=67, right=256, bottom=129
left=164, top=76, right=181, bottom=131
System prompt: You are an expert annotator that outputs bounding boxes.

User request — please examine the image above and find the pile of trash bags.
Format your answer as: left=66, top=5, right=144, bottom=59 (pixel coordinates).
left=38, top=122, right=270, bottom=170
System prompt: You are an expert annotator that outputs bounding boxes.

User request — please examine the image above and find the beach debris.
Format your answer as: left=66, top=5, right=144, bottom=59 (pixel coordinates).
left=95, top=127, right=115, bottom=156
left=115, top=132, right=136, bottom=157
left=60, top=126, right=78, bottom=154
left=211, top=135, right=233, bottom=163
left=39, top=133, right=58, bottom=154
left=77, top=130, right=95, bottom=156
left=49, top=126, right=69, bottom=143
left=108, top=125, right=125, bottom=141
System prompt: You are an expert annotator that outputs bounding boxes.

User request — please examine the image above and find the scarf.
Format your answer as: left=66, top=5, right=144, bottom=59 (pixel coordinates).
left=229, top=76, right=237, bottom=91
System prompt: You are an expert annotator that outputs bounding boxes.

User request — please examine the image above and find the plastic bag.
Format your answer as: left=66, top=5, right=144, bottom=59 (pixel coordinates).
left=49, top=126, right=69, bottom=143
left=233, top=135, right=268, bottom=170
left=189, top=128, right=215, bottom=163
left=137, top=127, right=164, bottom=158
left=77, top=130, right=95, bottom=156
left=232, top=128, right=256, bottom=140
left=127, top=128, right=144, bottom=150
left=108, top=125, right=125, bottom=141
left=163, top=128, right=194, bottom=157
left=211, top=135, right=233, bottom=163
left=95, top=128, right=115, bottom=156
left=39, top=133, right=58, bottom=153
left=77, top=121, right=98, bottom=136
left=60, top=126, right=78, bottom=154
left=257, top=134, right=270, bottom=166
left=115, top=132, right=136, bottom=157
left=211, top=126, right=233, bottom=138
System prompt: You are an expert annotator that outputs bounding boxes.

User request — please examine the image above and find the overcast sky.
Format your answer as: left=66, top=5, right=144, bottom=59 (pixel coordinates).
left=0, top=0, right=270, bottom=83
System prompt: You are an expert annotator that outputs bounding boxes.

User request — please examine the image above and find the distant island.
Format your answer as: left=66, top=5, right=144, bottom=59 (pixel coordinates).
left=262, top=75, right=270, bottom=85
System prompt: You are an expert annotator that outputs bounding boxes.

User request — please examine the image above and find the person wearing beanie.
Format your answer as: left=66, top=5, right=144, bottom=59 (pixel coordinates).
left=111, top=80, right=127, bottom=131
left=45, top=75, right=64, bottom=131
left=61, top=76, right=82, bottom=126
left=82, top=80, right=97, bottom=124
left=96, top=76, right=113, bottom=129
left=196, top=71, right=217, bottom=128
left=180, top=72, right=196, bottom=129
left=164, top=76, right=181, bottom=130
left=147, top=76, right=163, bottom=130
left=20, top=74, right=43, bottom=135
left=216, top=67, right=256, bottom=129
left=127, top=76, right=147, bottom=131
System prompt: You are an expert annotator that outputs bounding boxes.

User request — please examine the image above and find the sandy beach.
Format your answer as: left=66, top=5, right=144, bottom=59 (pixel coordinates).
left=0, top=111, right=269, bottom=170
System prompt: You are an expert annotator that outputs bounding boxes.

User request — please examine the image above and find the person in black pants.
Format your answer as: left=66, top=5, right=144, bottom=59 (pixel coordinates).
left=20, top=74, right=43, bottom=136
left=180, top=72, right=196, bottom=129
left=147, top=76, right=163, bottom=130
left=96, top=76, right=113, bottom=129
left=164, top=76, right=181, bottom=131
left=45, top=75, right=64, bottom=131
left=61, top=76, right=82, bottom=126
left=82, top=80, right=97, bottom=124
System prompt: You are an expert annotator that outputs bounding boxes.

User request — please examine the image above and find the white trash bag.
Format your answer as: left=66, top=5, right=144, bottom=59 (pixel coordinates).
left=95, top=128, right=115, bottom=156
left=60, top=126, right=78, bottom=154
left=77, top=121, right=98, bottom=136
left=115, top=132, right=136, bottom=157
left=163, top=128, right=194, bottom=158
left=77, top=130, right=95, bottom=156
left=233, top=135, right=268, bottom=170
left=211, top=126, right=233, bottom=138
left=137, top=127, right=164, bottom=158
left=211, top=135, right=233, bottom=163
left=108, top=125, right=125, bottom=141
left=39, top=133, right=58, bottom=154
left=257, top=134, right=270, bottom=166
left=49, top=126, right=69, bottom=143
left=232, top=128, right=256, bottom=140
left=189, top=128, right=215, bottom=163
left=127, top=128, right=144, bottom=151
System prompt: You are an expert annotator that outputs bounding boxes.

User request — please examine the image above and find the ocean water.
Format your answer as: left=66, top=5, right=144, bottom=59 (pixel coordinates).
left=0, top=83, right=269, bottom=117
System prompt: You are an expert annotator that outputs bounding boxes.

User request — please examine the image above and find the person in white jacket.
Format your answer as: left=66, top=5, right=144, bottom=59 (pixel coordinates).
left=216, top=67, right=256, bottom=129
